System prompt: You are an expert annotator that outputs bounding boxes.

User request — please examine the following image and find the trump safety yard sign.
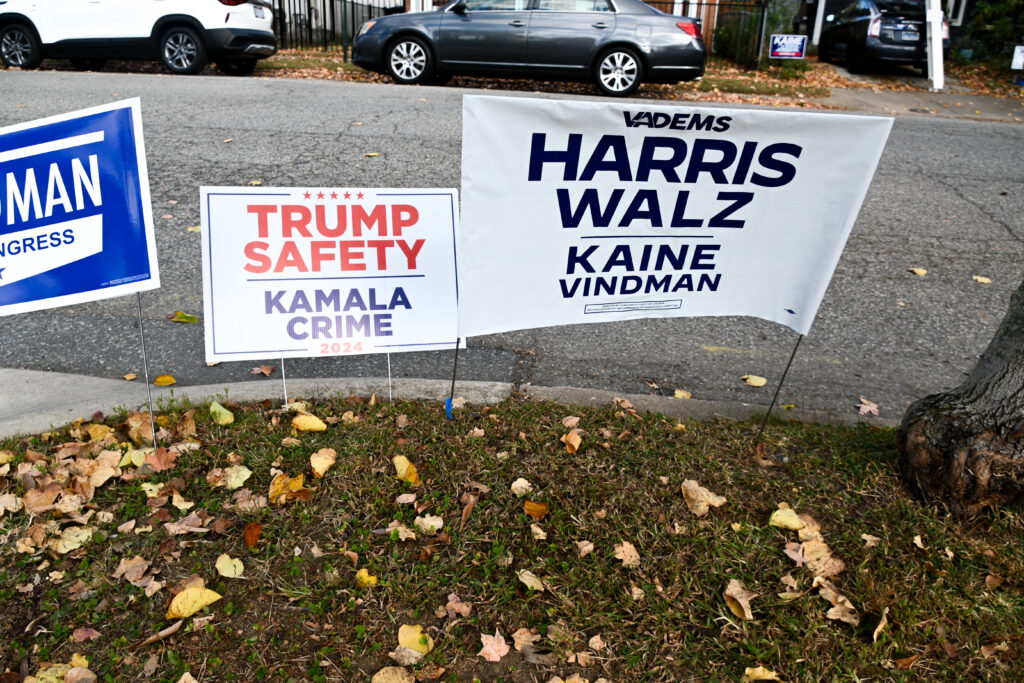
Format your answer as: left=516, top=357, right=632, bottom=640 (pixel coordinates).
left=459, top=96, right=892, bottom=337
left=0, top=99, right=159, bottom=316
left=200, top=187, right=460, bottom=362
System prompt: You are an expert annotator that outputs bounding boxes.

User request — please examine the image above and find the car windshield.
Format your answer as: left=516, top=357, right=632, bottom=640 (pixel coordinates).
left=874, top=0, right=925, bottom=14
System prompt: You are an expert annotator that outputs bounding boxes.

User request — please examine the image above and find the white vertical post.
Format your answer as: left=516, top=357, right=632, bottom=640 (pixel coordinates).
left=926, top=0, right=945, bottom=91
left=812, top=0, right=828, bottom=46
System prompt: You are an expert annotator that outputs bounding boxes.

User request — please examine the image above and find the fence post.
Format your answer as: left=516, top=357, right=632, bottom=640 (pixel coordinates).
left=754, top=0, right=768, bottom=70
left=341, top=0, right=349, bottom=60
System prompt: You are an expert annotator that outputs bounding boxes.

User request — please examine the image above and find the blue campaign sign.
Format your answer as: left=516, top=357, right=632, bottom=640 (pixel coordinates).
left=0, top=99, right=159, bottom=316
left=770, top=34, right=808, bottom=59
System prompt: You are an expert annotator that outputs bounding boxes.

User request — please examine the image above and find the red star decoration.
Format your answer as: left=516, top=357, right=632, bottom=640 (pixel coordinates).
left=343, top=192, right=351, bottom=199
left=317, top=191, right=324, bottom=199
left=303, top=191, right=311, bottom=199
left=357, top=192, right=365, bottom=199
left=330, top=191, right=338, bottom=199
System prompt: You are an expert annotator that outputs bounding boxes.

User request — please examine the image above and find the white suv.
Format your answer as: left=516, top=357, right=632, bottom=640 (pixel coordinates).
left=0, top=0, right=276, bottom=75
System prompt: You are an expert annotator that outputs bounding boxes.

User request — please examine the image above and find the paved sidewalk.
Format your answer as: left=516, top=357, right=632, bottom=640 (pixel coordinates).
left=822, top=87, right=1024, bottom=123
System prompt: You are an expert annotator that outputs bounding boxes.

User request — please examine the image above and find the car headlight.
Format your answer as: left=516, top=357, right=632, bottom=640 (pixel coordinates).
left=357, top=21, right=376, bottom=38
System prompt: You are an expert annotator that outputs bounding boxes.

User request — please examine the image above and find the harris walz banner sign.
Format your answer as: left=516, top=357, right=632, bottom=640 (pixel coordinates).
left=458, top=95, right=891, bottom=337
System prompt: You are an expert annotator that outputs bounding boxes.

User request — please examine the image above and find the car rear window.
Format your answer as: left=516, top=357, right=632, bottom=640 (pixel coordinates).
left=874, top=0, right=925, bottom=15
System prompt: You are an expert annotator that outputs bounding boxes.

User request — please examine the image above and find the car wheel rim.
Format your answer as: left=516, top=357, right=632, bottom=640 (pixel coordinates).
left=165, top=33, right=198, bottom=70
left=600, top=52, right=638, bottom=92
left=2, top=30, right=32, bottom=66
left=390, top=42, right=425, bottom=81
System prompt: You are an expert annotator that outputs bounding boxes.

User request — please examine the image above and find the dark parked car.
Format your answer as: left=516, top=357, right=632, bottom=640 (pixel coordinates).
left=353, top=0, right=706, bottom=97
left=818, top=0, right=948, bottom=74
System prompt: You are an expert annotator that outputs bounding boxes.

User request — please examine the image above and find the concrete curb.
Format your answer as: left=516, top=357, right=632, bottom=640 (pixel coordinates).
left=0, top=368, right=899, bottom=439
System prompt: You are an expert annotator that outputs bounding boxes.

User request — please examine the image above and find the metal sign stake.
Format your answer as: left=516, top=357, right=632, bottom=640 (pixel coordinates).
left=135, top=292, right=158, bottom=447
left=445, top=338, right=461, bottom=419
left=281, top=358, right=289, bottom=407
left=387, top=352, right=393, bottom=402
left=755, top=333, right=804, bottom=449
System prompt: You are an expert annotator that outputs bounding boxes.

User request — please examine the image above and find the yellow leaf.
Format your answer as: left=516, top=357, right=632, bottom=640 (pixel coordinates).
left=517, top=570, right=545, bottom=591
left=154, top=374, right=176, bottom=386
left=166, top=586, right=222, bottom=618
left=364, top=152, right=380, bottom=157
left=248, top=179, right=263, bottom=186
left=744, top=665, right=782, bottom=681
left=398, top=624, right=434, bottom=654
left=768, top=507, right=805, bottom=530
left=268, top=472, right=307, bottom=504
left=210, top=401, right=234, bottom=425
left=70, top=653, right=89, bottom=668
left=310, top=448, right=337, bottom=478
left=972, top=275, right=992, bottom=284
left=908, top=267, right=927, bottom=276
left=392, top=455, right=421, bottom=486
left=292, top=413, right=327, bottom=432
left=674, top=389, right=692, bottom=399
left=87, top=424, right=115, bottom=441
left=524, top=500, right=549, bottom=521
left=223, top=465, right=253, bottom=490
left=561, top=428, right=582, bottom=453
left=123, top=373, right=137, bottom=381
left=356, top=568, right=378, bottom=588
left=187, top=226, right=201, bottom=233
left=742, top=375, right=767, bottom=387
left=215, top=553, right=244, bottom=578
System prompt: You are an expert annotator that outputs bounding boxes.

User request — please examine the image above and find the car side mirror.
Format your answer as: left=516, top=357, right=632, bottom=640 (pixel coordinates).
left=452, top=0, right=467, bottom=14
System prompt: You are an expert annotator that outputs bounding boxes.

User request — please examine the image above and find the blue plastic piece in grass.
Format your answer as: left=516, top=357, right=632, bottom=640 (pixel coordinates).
left=445, top=397, right=454, bottom=420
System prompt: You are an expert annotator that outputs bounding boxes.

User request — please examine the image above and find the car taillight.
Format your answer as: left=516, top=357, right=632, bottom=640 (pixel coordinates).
left=219, top=0, right=247, bottom=6
left=942, top=19, right=949, bottom=40
left=677, top=22, right=700, bottom=38
left=867, top=16, right=881, bottom=37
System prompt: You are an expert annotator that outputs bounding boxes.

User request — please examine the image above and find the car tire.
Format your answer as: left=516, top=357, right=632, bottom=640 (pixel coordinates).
left=218, top=58, right=258, bottom=76
left=386, top=36, right=432, bottom=85
left=0, top=23, right=43, bottom=69
left=594, top=47, right=643, bottom=97
left=160, top=26, right=207, bottom=75
left=70, top=58, right=106, bottom=71
left=847, top=47, right=868, bottom=74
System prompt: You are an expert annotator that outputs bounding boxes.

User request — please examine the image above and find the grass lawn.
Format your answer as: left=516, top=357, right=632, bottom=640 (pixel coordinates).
left=1, top=396, right=1022, bottom=682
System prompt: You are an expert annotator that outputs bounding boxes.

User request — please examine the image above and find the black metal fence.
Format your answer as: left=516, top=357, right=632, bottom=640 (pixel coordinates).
left=272, top=0, right=768, bottom=71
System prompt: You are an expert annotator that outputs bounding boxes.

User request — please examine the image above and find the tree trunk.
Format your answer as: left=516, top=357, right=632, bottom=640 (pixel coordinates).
left=898, top=277, right=1024, bottom=518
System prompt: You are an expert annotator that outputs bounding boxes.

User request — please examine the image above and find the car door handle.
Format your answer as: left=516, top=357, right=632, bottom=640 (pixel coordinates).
left=509, top=20, right=525, bottom=27
left=592, top=22, right=608, bottom=29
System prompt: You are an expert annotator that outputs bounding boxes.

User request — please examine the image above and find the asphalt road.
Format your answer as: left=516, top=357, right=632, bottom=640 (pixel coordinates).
left=1, top=70, right=1022, bottom=421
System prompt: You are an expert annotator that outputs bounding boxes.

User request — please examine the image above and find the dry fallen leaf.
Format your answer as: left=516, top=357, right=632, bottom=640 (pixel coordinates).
left=524, top=499, right=549, bottom=521
left=561, top=415, right=581, bottom=428
left=398, top=624, right=434, bottom=654
left=244, top=522, right=262, bottom=548
left=166, top=585, right=222, bottom=619
left=393, top=455, right=421, bottom=487
left=268, top=473, right=309, bottom=505
left=769, top=507, right=805, bottom=530
left=478, top=630, right=511, bottom=662
left=292, top=413, right=327, bottom=432
left=510, top=477, right=533, bottom=497
left=724, top=579, right=757, bottom=620
left=743, top=666, right=782, bottom=681
left=680, top=480, right=727, bottom=517
left=561, top=429, right=582, bottom=453
left=215, top=553, right=244, bottom=578
left=742, top=374, right=767, bottom=387
left=372, top=666, right=414, bottom=683
left=894, top=654, right=920, bottom=669
left=123, top=373, right=137, bottom=381
left=908, top=267, right=927, bottom=276
left=861, top=533, right=882, bottom=547
left=414, top=514, right=444, bottom=535
left=356, top=568, right=378, bottom=588
left=209, top=401, right=234, bottom=425
left=873, top=606, right=890, bottom=643
left=512, top=627, right=541, bottom=651
left=972, top=275, right=992, bottom=284
left=857, top=397, right=880, bottom=416
left=576, top=540, right=595, bottom=558
left=310, top=448, right=337, bottom=478
left=153, top=374, right=176, bottom=386
left=614, top=541, right=641, bottom=568
left=517, top=570, right=545, bottom=592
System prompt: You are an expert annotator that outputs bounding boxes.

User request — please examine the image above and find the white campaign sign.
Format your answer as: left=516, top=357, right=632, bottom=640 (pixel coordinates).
left=459, top=96, right=892, bottom=337
left=201, top=187, right=460, bottom=362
